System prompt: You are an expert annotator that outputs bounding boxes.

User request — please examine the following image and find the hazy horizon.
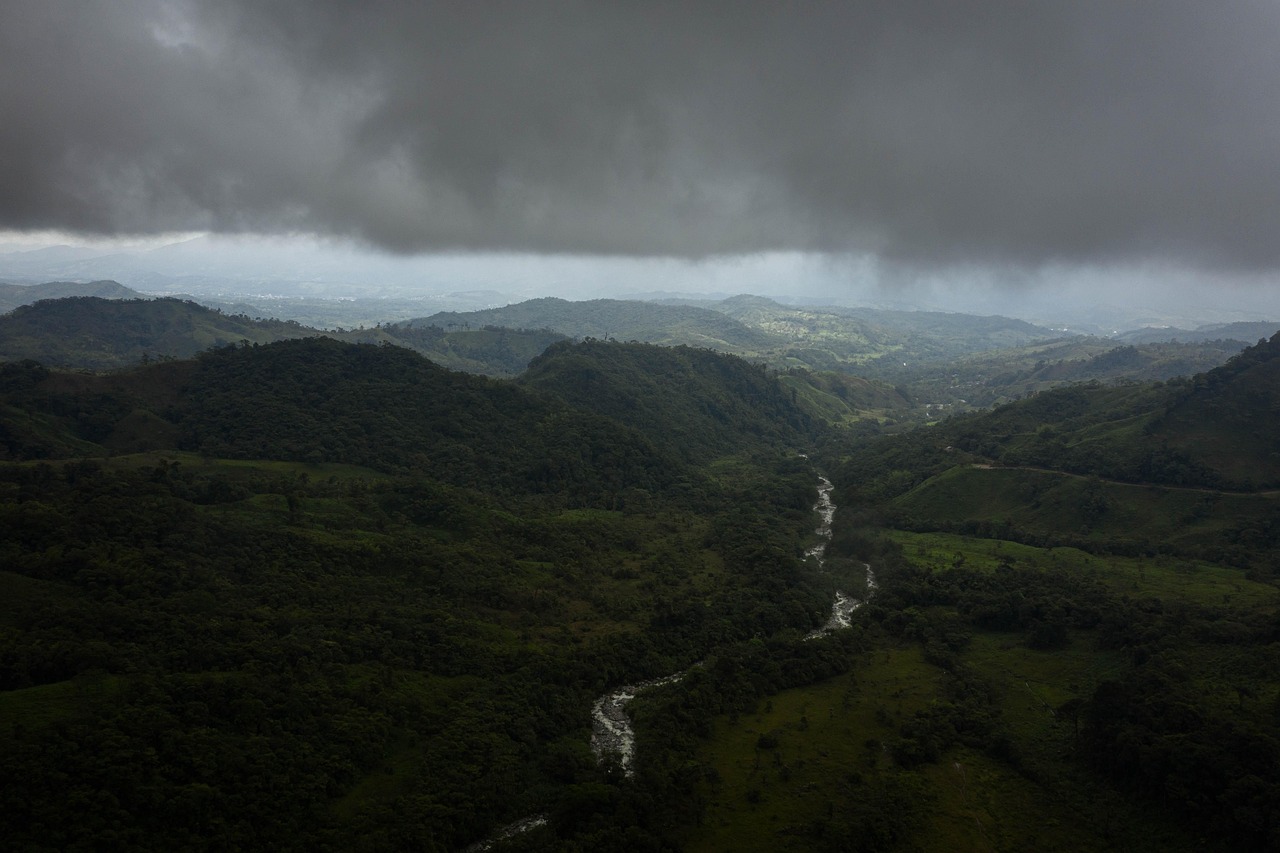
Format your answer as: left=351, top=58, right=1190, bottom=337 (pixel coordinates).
left=3, top=232, right=1280, bottom=335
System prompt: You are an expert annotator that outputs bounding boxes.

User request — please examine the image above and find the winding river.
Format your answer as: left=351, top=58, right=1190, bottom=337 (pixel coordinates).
left=591, top=472, right=875, bottom=774
left=804, top=475, right=877, bottom=639
left=468, top=472, right=875, bottom=847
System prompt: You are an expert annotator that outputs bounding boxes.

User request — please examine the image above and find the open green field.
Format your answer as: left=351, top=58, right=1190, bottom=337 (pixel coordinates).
left=104, top=450, right=393, bottom=481
left=890, top=464, right=1280, bottom=555
left=887, top=529, right=1279, bottom=608
left=685, top=645, right=936, bottom=853
left=684, top=635, right=1208, bottom=852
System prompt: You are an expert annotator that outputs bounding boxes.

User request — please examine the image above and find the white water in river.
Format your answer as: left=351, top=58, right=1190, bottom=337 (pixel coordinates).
left=803, top=474, right=877, bottom=639
left=463, top=815, right=549, bottom=852
left=467, top=471, right=874, bottom=849
left=591, top=471, right=875, bottom=773
left=590, top=672, right=686, bottom=776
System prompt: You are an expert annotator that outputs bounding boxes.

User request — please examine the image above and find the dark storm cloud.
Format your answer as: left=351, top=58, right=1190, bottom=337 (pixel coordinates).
left=4, top=0, right=1280, bottom=268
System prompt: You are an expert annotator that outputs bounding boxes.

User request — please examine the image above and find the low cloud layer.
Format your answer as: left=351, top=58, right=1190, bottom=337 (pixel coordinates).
left=4, top=1, right=1280, bottom=270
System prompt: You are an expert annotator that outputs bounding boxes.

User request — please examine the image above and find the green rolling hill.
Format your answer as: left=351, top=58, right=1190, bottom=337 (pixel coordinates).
left=409, top=296, right=775, bottom=350
left=0, top=279, right=144, bottom=313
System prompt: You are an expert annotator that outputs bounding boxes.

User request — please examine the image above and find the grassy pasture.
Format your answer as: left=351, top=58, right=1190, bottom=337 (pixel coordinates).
left=887, top=529, right=1279, bottom=608
left=891, top=465, right=1280, bottom=554
left=684, top=635, right=1206, bottom=852
left=685, top=644, right=939, bottom=852
left=0, top=673, right=124, bottom=733
left=104, top=451, right=390, bottom=482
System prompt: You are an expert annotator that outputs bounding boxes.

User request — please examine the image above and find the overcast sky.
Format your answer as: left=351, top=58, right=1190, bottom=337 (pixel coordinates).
left=3, top=1, right=1280, bottom=311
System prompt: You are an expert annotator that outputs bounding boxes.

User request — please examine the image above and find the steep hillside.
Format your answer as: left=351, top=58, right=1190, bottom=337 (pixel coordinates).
left=778, top=368, right=915, bottom=427
left=807, top=335, right=1280, bottom=853
left=830, top=333, right=1280, bottom=542
left=1153, top=331, right=1280, bottom=488
left=519, top=340, right=813, bottom=463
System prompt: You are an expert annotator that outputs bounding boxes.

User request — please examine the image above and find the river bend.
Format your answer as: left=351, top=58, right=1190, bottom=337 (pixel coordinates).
left=591, top=472, right=875, bottom=773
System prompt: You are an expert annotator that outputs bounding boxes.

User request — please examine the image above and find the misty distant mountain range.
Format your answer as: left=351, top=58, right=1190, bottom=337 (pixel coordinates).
left=1, top=279, right=1275, bottom=355
left=6, top=236, right=1280, bottom=334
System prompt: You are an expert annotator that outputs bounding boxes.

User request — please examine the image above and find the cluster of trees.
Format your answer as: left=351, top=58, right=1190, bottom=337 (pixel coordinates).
left=1081, top=664, right=1280, bottom=851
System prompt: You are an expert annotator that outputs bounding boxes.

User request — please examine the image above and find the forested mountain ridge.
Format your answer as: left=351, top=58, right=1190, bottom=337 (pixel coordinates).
left=416, top=294, right=1065, bottom=374
left=0, top=338, right=690, bottom=503
left=6, top=294, right=1244, bottom=428
left=409, top=295, right=1242, bottom=416
left=0, top=296, right=569, bottom=376
left=1, top=336, right=824, bottom=498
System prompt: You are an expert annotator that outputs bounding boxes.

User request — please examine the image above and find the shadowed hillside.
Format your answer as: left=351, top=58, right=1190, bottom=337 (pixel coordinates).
left=1153, top=331, right=1280, bottom=488
left=0, top=297, right=319, bottom=368
left=0, top=338, right=688, bottom=503
left=0, top=336, right=839, bottom=851
left=519, top=340, right=813, bottom=463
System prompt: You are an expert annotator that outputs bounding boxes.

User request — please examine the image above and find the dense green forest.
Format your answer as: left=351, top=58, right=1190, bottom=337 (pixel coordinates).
left=3, top=320, right=1280, bottom=850
left=0, top=337, right=852, bottom=850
